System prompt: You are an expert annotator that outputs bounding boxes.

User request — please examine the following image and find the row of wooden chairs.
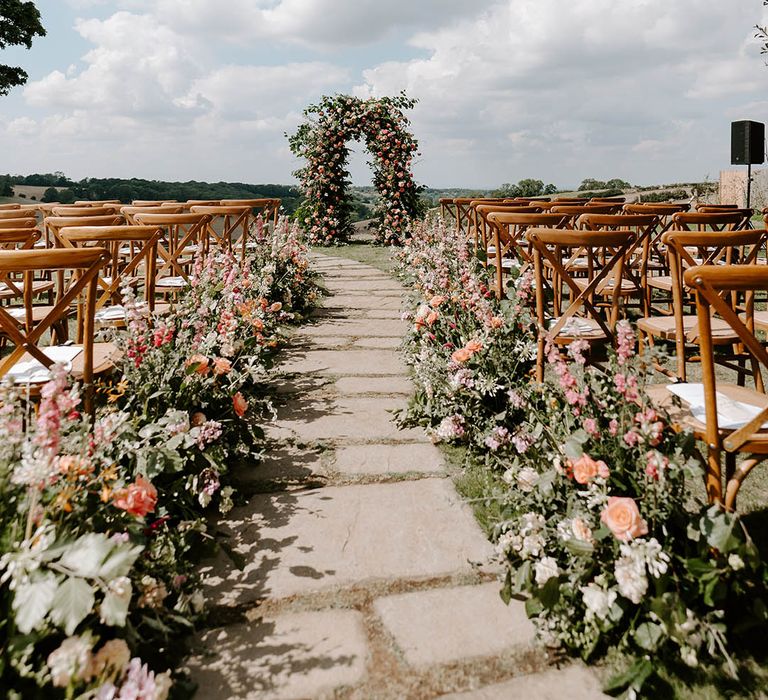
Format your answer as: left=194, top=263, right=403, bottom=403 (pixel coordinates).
left=0, top=198, right=282, bottom=409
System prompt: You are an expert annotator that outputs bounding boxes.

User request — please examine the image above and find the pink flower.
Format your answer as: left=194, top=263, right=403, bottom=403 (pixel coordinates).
left=623, top=430, right=640, bottom=447
left=186, top=354, right=210, bottom=376
left=571, top=454, right=609, bottom=484
left=112, top=476, right=158, bottom=518
left=233, top=392, right=248, bottom=417
left=213, top=357, right=232, bottom=376
left=616, top=320, right=636, bottom=364
left=583, top=418, right=599, bottom=437
left=601, top=497, right=648, bottom=542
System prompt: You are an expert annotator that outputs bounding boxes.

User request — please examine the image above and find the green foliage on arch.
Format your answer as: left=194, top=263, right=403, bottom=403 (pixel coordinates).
left=288, top=93, right=424, bottom=245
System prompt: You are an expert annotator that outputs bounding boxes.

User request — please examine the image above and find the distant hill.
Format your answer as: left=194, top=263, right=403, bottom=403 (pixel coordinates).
left=3, top=173, right=304, bottom=212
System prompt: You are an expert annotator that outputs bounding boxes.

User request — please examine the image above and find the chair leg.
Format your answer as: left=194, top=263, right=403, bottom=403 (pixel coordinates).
left=725, top=456, right=764, bottom=511
left=705, top=445, right=724, bottom=505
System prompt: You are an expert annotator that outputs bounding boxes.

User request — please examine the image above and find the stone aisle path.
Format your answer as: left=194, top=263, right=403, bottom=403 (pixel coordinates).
left=187, top=254, right=607, bottom=699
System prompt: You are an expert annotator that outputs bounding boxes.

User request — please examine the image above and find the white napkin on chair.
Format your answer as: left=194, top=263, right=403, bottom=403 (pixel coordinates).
left=667, top=383, right=768, bottom=430
left=7, top=346, right=82, bottom=384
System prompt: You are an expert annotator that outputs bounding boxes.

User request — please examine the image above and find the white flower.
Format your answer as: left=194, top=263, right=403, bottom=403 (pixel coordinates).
left=614, top=556, right=648, bottom=604
left=728, top=553, right=745, bottom=571
left=47, top=635, right=93, bottom=687
left=580, top=583, right=618, bottom=621
left=516, top=468, right=539, bottom=492
left=534, top=557, right=560, bottom=585
left=571, top=517, right=594, bottom=543
left=680, top=645, right=698, bottom=668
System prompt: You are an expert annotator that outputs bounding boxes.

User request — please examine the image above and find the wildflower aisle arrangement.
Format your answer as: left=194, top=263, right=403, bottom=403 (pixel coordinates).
left=0, top=218, right=319, bottom=698
left=288, top=92, right=424, bottom=246
left=398, top=215, right=768, bottom=697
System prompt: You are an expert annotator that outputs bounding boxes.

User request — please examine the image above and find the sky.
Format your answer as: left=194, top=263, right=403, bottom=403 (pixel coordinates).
left=0, top=0, right=767, bottom=189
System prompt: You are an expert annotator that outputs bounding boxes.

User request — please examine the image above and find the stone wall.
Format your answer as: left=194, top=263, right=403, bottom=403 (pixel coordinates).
left=720, top=168, right=768, bottom=210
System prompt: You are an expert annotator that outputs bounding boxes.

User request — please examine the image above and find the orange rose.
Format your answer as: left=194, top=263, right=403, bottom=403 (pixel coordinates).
left=233, top=392, right=248, bottom=417
left=269, top=302, right=282, bottom=313
left=213, top=357, right=232, bottom=376
left=186, top=354, right=210, bottom=375
left=571, top=454, right=609, bottom=484
left=112, top=476, right=157, bottom=518
left=429, top=295, right=446, bottom=308
left=451, top=348, right=473, bottom=363
left=489, top=316, right=504, bottom=329
left=601, top=497, right=648, bottom=542
left=426, top=311, right=439, bottom=326
left=465, top=340, right=483, bottom=353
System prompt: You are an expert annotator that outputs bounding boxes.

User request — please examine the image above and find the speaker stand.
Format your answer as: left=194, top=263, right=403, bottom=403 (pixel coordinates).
left=746, top=163, right=752, bottom=209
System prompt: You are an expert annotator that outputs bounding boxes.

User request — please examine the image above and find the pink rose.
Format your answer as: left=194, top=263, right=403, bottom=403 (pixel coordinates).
left=186, top=354, right=210, bottom=376
left=233, top=392, right=248, bottom=417
left=213, top=357, right=232, bottom=376
left=601, top=497, right=648, bottom=542
left=571, top=454, right=609, bottom=484
left=112, top=476, right=157, bottom=518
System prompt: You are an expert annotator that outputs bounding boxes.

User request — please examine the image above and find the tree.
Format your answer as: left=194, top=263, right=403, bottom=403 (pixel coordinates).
left=578, top=178, right=606, bottom=191
left=516, top=178, right=545, bottom=197
left=0, top=1, right=46, bottom=97
left=41, top=186, right=58, bottom=202
left=605, top=178, right=631, bottom=190
left=757, top=1, right=768, bottom=55
left=543, top=183, right=559, bottom=195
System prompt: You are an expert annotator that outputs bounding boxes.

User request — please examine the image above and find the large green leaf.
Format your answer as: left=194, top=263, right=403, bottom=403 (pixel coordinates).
left=98, top=543, right=143, bottom=580
left=50, top=578, right=95, bottom=635
left=59, top=533, right=113, bottom=578
left=634, top=621, right=663, bottom=651
left=13, top=572, right=58, bottom=634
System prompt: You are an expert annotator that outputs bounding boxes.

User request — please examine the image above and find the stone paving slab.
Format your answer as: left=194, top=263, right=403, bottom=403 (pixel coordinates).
left=279, top=349, right=407, bottom=376
left=324, top=295, right=402, bottom=310
left=374, top=583, right=534, bottom=667
left=189, top=610, right=368, bottom=699
left=232, top=445, right=325, bottom=485
left=271, top=396, right=423, bottom=441
left=301, top=319, right=407, bottom=337
left=333, top=376, right=413, bottom=395
left=438, top=666, right=609, bottom=699
left=353, top=337, right=402, bottom=349
left=201, top=479, right=495, bottom=605
left=363, top=309, right=407, bottom=319
left=333, top=443, right=445, bottom=475
left=330, top=289, right=403, bottom=298
left=326, top=280, right=404, bottom=291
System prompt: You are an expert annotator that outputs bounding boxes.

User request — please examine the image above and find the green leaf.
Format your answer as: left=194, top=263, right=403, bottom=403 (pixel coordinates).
left=564, top=538, right=595, bottom=556
left=538, top=576, right=561, bottom=608
left=525, top=596, right=543, bottom=617
left=500, top=571, right=512, bottom=605
left=13, top=572, right=58, bottom=634
left=634, top=622, right=663, bottom=651
left=563, top=439, right=584, bottom=460
left=100, top=587, right=131, bottom=627
left=98, top=543, right=143, bottom=580
left=50, top=578, right=95, bottom=635
left=58, top=533, right=113, bottom=578
left=603, top=657, right=654, bottom=695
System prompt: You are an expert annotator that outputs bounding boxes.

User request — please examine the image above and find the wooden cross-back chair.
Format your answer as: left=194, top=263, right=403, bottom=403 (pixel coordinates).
left=190, top=205, right=252, bottom=259
left=73, top=200, right=121, bottom=207
left=553, top=197, right=589, bottom=204
left=649, top=264, right=768, bottom=509
left=549, top=204, right=622, bottom=226
left=644, top=210, right=744, bottom=316
left=120, top=205, right=184, bottom=225
left=590, top=196, right=627, bottom=204
left=696, top=206, right=754, bottom=229
left=0, top=204, right=21, bottom=211
left=638, top=229, right=766, bottom=382
left=577, top=213, right=660, bottom=315
left=527, top=227, right=636, bottom=382
left=471, top=202, right=539, bottom=253
left=59, top=225, right=160, bottom=321
left=0, top=217, right=37, bottom=230
left=133, top=211, right=212, bottom=293
left=131, top=200, right=178, bottom=207
left=52, top=206, right=122, bottom=218
left=0, top=229, right=44, bottom=301
left=0, top=248, right=116, bottom=413
left=439, top=198, right=456, bottom=224
left=220, top=198, right=282, bottom=228
left=0, top=208, right=38, bottom=220
left=486, top=212, right=569, bottom=298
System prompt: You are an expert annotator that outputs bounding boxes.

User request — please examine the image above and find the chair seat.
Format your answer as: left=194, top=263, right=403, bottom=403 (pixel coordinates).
left=572, top=277, right=639, bottom=295
left=637, top=314, right=737, bottom=342
left=647, top=275, right=672, bottom=291
left=155, top=276, right=188, bottom=290
left=647, top=382, right=768, bottom=453
left=0, top=280, right=54, bottom=299
left=751, top=310, right=768, bottom=333
left=6, top=342, right=119, bottom=385
left=548, top=316, right=607, bottom=342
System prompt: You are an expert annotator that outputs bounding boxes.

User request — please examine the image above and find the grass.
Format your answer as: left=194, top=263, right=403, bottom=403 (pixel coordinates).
left=310, top=226, right=398, bottom=275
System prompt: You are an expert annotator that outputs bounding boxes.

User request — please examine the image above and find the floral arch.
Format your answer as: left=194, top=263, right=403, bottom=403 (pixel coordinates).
left=289, top=93, right=423, bottom=246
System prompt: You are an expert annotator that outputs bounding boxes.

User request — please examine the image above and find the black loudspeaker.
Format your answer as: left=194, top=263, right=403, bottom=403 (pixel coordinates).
left=731, top=120, right=765, bottom=165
